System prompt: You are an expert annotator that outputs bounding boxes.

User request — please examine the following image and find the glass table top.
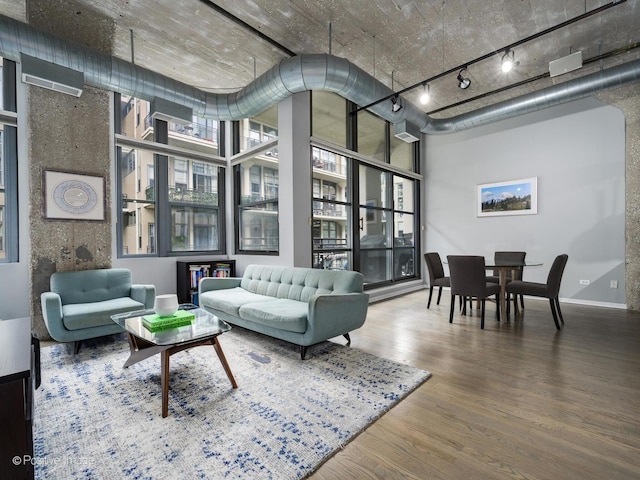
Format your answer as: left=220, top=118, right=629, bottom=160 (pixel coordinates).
left=111, top=304, right=231, bottom=346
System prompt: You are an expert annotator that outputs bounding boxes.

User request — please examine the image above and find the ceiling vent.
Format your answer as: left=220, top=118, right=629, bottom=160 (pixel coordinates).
left=20, top=53, right=83, bottom=97
left=549, top=51, right=583, bottom=78
left=393, top=120, right=420, bottom=143
left=150, top=97, right=193, bottom=125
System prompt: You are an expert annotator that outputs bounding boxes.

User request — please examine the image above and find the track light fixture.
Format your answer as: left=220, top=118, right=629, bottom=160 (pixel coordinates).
left=457, top=68, right=471, bottom=89
left=419, top=83, right=431, bottom=105
left=391, top=94, right=403, bottom=112
left=501, top=49, right=515, bottom=73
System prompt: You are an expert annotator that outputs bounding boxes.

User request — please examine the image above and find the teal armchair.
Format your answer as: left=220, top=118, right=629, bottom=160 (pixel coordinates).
left=41, top=268, right=155, bottom=353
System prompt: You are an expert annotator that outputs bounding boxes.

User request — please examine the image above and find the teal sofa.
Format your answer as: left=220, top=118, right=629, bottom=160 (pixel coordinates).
left=198, top=264, right=369, bottom=359
left=41, top=268, right=155, bottom=353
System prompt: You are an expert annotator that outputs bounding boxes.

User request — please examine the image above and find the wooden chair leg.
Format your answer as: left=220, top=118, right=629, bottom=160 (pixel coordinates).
left=428, top=286, right=434, bottom=308
left=437, top=286, right=443, bottom=305
left=549, top=298, right=561, bottom=330
left=519, top=294, right=525, bottom=309
left=449, top=294, right=456, bottom=323
left=480, top=299, right=485, bottom=329
left=495, top=293, right=500, bottom=321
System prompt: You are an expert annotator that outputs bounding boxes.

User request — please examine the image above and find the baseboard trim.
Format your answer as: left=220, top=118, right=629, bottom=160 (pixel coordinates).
left=367, top=281, right=425, bottom=303
left=560, top=297, right=627, bottom=309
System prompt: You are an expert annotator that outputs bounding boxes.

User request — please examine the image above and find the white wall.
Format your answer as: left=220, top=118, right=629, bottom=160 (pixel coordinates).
left=423, top=97, right=626, bottom=306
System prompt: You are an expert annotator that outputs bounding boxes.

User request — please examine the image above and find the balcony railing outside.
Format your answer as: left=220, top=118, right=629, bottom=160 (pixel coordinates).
left=313, top=158, right=346, bottom=176
left=143, top=115, right=218, bottom=143
left=146, top=185, right=218, bottom=205
left=312, top=202, right=347, bottom=218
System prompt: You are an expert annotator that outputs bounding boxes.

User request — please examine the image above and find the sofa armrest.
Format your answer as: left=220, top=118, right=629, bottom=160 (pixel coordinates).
left=307, top=292, right=370, bottom=340
left=40, top=291, right=65, bottom=340
left=130, top=284, right=156, bottom=309
left=199, top=277, right=242, bottom=295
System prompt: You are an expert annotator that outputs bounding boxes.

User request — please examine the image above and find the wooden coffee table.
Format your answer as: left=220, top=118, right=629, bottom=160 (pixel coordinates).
left=111, top=304, right=237, bottom=417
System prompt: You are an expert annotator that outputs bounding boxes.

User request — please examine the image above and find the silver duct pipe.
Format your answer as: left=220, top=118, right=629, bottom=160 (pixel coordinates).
left=1, top=14, right=639, bottom=135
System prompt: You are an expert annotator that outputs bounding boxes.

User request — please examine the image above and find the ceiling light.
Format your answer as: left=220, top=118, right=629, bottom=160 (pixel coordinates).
left=419, top=84, right=430, bottom=105
left=391, top=95, right=403, bottom=113
left=501, top=49, right=515, bottom=73
left=457, top=68, right=471, bottom=89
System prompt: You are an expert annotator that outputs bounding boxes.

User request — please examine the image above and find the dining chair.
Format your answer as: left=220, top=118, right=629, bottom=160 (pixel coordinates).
left=505, top=254, right=569, bottom=329
left=424, top=252, right=450, bottom=308
left=447, top=255, right=501, bottom=329
left=486, top=251, right=526, bottom=309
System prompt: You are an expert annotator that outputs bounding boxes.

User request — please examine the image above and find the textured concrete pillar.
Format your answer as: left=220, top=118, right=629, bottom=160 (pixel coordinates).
left=27, top=0, right=115, bottom=339
left=597, top=83, right=640, bottom=310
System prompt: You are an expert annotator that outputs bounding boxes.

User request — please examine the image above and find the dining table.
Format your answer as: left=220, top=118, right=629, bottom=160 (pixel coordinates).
left=484, top=259, right=542, bottom=320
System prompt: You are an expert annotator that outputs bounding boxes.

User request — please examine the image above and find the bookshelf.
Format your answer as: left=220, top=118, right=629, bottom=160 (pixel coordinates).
left=176, top=260, right=236, bottom=305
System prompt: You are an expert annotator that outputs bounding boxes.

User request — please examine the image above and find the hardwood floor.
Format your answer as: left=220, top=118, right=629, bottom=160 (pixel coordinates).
left=310, top=290, right=640, bottom=480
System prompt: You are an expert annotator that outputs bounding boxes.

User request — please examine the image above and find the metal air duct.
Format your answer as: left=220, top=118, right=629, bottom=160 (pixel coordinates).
left=1, top=14, right=639, bottom=136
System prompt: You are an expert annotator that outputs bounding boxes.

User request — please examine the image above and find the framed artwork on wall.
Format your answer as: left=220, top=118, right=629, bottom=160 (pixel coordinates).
left=477, top=177, right=537, bottom=217
left=43, top=170, right=106, bottom=221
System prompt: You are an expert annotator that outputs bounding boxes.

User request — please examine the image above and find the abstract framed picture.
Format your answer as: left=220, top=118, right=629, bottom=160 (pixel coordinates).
left=43, top=170, right=106, bottom=221
left=477, top=177, right=537, bottom=217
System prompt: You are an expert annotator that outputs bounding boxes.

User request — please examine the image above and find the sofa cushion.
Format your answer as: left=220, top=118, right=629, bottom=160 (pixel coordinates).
left=62, top=297, right=145, bottom=330
left=238, top=299, right=308, bottom=333
left=51, top=268, right=133, bottom=305
left=199, top=287, right=277, bottom=317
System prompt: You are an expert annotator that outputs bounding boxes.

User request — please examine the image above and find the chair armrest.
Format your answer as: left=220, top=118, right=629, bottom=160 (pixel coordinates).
left=40, top=291, right=65, bottom=340
left=307, top=293, right=370, bottom=340
left=199, top=277, right=242, bottom=295
left=130, top=284, right=156, bottom=309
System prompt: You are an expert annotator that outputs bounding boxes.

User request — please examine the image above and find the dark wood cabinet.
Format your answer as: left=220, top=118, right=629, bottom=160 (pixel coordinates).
left=177, top=260, right=236, bottom=305
left=0, top=318, right=37, bottom=480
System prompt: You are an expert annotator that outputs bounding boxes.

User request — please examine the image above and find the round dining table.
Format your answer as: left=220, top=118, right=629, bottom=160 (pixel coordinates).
left=484, top=259, right=543, bottom=319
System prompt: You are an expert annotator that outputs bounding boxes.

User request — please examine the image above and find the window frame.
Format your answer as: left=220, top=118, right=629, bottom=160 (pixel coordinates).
left=0, top=58, right=18, bottom=263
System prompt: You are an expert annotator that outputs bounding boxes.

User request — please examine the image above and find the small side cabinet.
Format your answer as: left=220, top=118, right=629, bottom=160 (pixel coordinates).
left=0, top=318, right=38, bottom=480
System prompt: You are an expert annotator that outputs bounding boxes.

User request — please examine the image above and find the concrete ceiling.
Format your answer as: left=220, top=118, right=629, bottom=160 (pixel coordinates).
left=2, top=0, right=640, bottom=120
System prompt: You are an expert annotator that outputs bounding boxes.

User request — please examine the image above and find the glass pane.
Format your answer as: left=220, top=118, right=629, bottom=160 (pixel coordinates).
left=393, top=175, right=414, bottom=213
left=311, top=91, right=346, bottom=147
left=313, top=251, right=351, bottom=271
left=359, top=164, right=388, bottom=208
left=0, top=57, right=4, bottom=111
left=171, top=206, right=218, bottom=251
left=394, top=248, right=415, bottom=278
left=168, top=117, right=219, bottom=152
left=119, top=146, right=156, bottom=256
left=169, top=157, right=219, bottom=206
left=359, top=206, right=388, bottom=248
left=390, top=134, right=414, bottom=171
left=239, top=105, right=278, bottom=152
left=360, top=249, right=391, bottom=284
left=357, top=110, right=386, bottom=162
left=119, top=96, right=152, bottom=140
left=238, top=150, right=279, bottom=204
left=394, top=213, right=414, bottom=246
left=238, top=205, right=279, bottom=251
left=0, top=124, right=4, bottom=260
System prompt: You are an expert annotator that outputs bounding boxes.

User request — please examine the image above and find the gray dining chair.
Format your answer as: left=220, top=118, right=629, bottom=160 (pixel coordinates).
left=447, top=255, right=501, bottom=329
left=486, top=251, right=526, bottom=309
left=424, top=252, right=450, bottom=308
left=505, top=254, right=569, bottom=329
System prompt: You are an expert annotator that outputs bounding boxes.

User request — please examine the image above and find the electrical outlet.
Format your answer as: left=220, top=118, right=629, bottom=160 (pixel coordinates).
left=580, top=279, right=590, bottom=285
left=610, top=280, right=618, bottom=289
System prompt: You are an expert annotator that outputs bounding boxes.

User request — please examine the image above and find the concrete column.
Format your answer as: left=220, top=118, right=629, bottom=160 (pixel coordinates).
left=27, top=0, right=115, bottom=339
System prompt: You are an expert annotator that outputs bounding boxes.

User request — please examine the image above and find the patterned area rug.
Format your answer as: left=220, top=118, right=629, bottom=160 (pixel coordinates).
left=34, top=328, right=431, bottom=479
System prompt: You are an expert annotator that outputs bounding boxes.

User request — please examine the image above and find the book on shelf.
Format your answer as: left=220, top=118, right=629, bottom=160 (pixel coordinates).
left=142, top=310, right=196, bottom=332
left=213, top=263, right=232, bottom=277
left=189, top=265, right=210, bottom=288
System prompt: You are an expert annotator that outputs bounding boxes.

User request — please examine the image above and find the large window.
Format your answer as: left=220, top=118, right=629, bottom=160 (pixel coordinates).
left=234, top=148, right=279, bottom=253
left=116, top=94, right=225, bottom=256
left=310, top=91, right=420, bottom=287
left=0, top=58, right=17, bottom=263
left=238, top=105, right=278, bottom=152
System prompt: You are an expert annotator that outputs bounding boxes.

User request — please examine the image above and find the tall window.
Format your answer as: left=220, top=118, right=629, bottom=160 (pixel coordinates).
left=0, top=58, right=18, bottom=263
left=116, top=94, right=225, bottom=256
left=239, top=105, right=278, bottom=152
left=310, top=91, right=420, bottom=287
left=312, top=147, right=351, bottom=270
left=234, top=148, right=279, bottom=253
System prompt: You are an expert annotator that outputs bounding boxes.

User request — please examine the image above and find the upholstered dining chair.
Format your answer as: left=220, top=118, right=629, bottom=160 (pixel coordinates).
left=505, top=254, right=569, bottom=329
left=424, top=252, right=450, bottom=308
left=486, top=251, right=527, bottom=309
left=447, top=255, right=501, bottom=329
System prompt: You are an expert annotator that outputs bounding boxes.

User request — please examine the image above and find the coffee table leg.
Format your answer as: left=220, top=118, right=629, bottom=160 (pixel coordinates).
left=213, top=337, right=238, bottom=389
left=161, top=350, right=170, bottom=418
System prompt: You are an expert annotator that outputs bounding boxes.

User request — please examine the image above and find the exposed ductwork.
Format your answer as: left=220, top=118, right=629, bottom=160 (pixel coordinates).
left=1, top=14, right=639, bottom=136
